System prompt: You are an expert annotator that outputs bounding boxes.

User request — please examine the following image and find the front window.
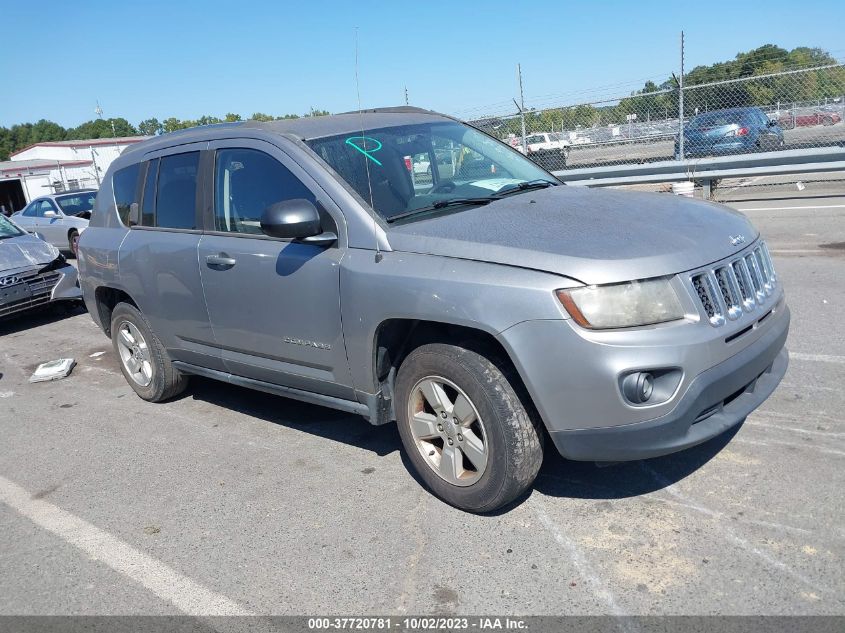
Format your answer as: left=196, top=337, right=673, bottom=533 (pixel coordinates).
left=56, top=191, right=97, bottom=216
left=0, top=215, right=25, bottom=240
left=306, top=121, right=556, bottom=223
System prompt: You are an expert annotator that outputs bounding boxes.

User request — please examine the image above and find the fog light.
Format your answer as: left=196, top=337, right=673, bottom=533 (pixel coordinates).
left=622, top=372, right=654, bottom=404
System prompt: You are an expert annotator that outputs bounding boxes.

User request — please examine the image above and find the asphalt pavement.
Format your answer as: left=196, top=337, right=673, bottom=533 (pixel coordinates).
left=0, top=196, right=843, bottom=617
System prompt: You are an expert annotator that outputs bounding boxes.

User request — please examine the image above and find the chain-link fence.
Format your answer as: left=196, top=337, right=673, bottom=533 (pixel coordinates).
left=465, top=61, right=845, bottom=173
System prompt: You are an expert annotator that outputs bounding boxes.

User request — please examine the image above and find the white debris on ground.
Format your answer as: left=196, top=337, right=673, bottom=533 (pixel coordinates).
left=28, top=359, right=76, bottom=383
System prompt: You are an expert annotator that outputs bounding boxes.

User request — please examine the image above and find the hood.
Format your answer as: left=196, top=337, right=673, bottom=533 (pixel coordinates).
left=0, top=234, right=61, bottom=274
left=387, top=186, right=757, bottom=285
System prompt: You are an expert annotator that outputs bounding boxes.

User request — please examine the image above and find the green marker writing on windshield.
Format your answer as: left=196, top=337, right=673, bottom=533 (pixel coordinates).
left=345, top=136, right=383, bottom=166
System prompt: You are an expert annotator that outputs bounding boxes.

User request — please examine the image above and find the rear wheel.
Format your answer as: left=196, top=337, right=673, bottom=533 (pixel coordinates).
left=395, top=343, right=543, bottom=512
left=111, top=302, right=188, bottom=402
left=822, top=116, right=835, bottom=126
left=68, top=230, right=79, bottom=257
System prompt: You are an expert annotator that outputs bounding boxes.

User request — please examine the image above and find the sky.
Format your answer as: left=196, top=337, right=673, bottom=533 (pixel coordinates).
left=2, top=0, right=844, bottom=128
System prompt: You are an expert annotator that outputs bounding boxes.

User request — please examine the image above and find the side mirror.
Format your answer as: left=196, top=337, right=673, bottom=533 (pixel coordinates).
left=44, top=210, right=58, bottom=218
left=260, top=199, right=322, bottom=240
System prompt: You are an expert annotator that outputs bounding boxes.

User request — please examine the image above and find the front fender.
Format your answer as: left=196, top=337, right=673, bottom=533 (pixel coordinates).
left=339, top=249, right=576, bottom=393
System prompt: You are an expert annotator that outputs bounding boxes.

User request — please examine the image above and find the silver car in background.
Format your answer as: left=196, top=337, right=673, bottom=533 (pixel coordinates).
left=0, top=214, right=81, bottom=319
left=11, top=189, right=96, bottom=256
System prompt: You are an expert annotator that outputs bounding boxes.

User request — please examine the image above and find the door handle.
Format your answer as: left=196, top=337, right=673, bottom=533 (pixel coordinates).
left=206, top=254, right=237, bottom=268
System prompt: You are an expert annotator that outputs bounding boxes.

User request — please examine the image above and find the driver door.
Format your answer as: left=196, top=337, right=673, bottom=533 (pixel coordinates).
left=39, top=200, right=67, bottom=247
left=197, top=138, right=354, bottom=398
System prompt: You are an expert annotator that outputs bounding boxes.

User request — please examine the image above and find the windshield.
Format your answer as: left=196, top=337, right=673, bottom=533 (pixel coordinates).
left=0, top=214, right=25, bottom=239
left=56, top=191, right=97, bottom=215
left=306, top=121, right=556, bottom=222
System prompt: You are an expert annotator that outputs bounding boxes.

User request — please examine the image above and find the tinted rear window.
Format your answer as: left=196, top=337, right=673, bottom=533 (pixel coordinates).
left=154, top=152, right=199, bottom=229
left=689, top=111, right=744, bottom=128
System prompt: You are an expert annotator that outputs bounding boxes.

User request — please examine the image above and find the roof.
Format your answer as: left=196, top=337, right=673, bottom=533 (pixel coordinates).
left=121, top=107, right=454, bottom=158
left=251, top=106, right=452, bottom=140
left=0, top=158, right=93, bottom=175
left=10, top=136, right=149, bottom=158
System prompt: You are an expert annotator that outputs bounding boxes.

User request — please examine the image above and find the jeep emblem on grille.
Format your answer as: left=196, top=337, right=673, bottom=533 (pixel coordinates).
left=0, top=275, right=21, bottom=287
left=729, top=234, right=746, bottom=246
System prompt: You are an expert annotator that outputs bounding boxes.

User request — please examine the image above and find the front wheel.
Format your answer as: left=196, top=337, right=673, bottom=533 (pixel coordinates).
left=395, top=344, right=543, bottom=512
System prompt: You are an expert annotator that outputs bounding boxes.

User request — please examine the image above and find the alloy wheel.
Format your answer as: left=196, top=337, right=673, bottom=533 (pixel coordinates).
left=116, top=321, right=153, bottom=387
left=407, top=376, right=488, bottom=486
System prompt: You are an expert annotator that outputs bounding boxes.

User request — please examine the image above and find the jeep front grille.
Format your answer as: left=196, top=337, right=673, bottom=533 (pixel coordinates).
left=690, top=242, right=777, bottom=327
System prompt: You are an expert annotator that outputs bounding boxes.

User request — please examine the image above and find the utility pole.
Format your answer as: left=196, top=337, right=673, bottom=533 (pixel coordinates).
left=89, top=146, right=101, bottom=186
left=678, top=31, right=685, bottom=161
left=517, top=63, right=527, bottom=152
left=404, top=86, right=409, bottom=106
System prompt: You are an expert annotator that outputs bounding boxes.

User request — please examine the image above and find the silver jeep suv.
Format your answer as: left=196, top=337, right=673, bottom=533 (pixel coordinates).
left=78, top=107, right=789, bottom=512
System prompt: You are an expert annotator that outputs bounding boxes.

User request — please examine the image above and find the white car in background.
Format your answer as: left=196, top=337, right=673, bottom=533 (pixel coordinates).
left=11, top=189, right=96, bottom=257
left=524, top=132, right=571, bottom=156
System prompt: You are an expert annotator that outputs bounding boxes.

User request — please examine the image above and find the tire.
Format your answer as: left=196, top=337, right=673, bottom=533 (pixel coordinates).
left=68, top=230, right=79, bottom=258
left=110, top=302, right=188, bottom=402
left=822, top=117, right=834, bottom=126
left=394, top=343, right=543, bottom=512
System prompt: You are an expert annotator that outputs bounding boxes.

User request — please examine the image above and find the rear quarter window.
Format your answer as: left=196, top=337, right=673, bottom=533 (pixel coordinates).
left=112, top=164, right=141, bottom=226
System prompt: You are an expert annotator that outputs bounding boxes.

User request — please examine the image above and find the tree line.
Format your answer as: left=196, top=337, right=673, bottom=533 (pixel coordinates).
left=0, top=109, right=331, bottom=162
left=486, top=45, right=844, bottom=137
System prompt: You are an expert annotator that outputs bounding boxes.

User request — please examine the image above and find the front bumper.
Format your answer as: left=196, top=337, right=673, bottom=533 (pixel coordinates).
left=498, top=280, right=789, bottom=462
left=548, top=315, right=788, bottom=461
left=0, top=262, right=80, bottom=319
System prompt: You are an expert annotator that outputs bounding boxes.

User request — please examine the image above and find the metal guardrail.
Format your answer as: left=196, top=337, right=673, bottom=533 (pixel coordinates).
left=552, top=146, right=845, bottom=196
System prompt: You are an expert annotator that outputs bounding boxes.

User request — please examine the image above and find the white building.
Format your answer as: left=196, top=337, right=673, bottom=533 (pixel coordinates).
left=0, top=136, right=148, bottom=214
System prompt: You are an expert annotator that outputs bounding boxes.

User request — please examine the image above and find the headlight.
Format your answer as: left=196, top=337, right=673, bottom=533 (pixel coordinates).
left=557, top=277, right=684, bottom=329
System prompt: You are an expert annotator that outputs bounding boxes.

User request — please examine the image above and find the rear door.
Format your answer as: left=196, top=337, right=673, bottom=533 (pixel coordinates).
left=117, top=143, right=224, bottom=371
left=197, top=138, right=353, bottom=398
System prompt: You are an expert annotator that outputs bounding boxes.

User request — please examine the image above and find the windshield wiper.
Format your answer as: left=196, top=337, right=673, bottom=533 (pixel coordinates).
left=386, top=197, right=497, bottom=223
left=497, top=179, right=559, bottom=195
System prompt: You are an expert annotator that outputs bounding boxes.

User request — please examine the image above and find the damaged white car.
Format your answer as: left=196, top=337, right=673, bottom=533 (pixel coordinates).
left=0, top=215, right=81, bottom=319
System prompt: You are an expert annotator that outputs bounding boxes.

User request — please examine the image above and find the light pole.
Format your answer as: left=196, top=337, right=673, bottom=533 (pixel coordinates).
left=678, top=31, right=685, bottom=161
left=517, top=63, right=527, bottom=152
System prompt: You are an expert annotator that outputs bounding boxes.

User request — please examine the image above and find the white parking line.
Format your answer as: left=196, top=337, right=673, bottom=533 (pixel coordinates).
left=640, top=465, right=826, bottom=594
left=532, top=496, right=630, bottom=622
left=0, top=475, right=252, bottom=616
left=790, top=352, right=845, bottom=365
left=733, top=204, right=845, bottom=212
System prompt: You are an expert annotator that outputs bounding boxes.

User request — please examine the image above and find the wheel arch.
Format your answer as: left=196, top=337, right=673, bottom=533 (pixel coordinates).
left=370, top=318, right=537, bottom=426
left=93, top=286, right=139, bottom=337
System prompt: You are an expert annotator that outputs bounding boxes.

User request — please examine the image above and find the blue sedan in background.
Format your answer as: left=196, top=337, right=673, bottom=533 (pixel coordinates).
left=676, top=106, right=784, bottom=158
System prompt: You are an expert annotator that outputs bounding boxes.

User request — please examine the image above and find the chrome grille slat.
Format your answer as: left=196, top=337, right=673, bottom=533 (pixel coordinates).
left=754, top=247, right=774, bottom=294
left=761, top=242, right=777, bottom=282
left=692, top=272, right=725, bottom=327
left=714, top=266, right=742, bottom=320
left=744, top=253, right=766, bottom=302
left=691, top=241, right=776, bottom=327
